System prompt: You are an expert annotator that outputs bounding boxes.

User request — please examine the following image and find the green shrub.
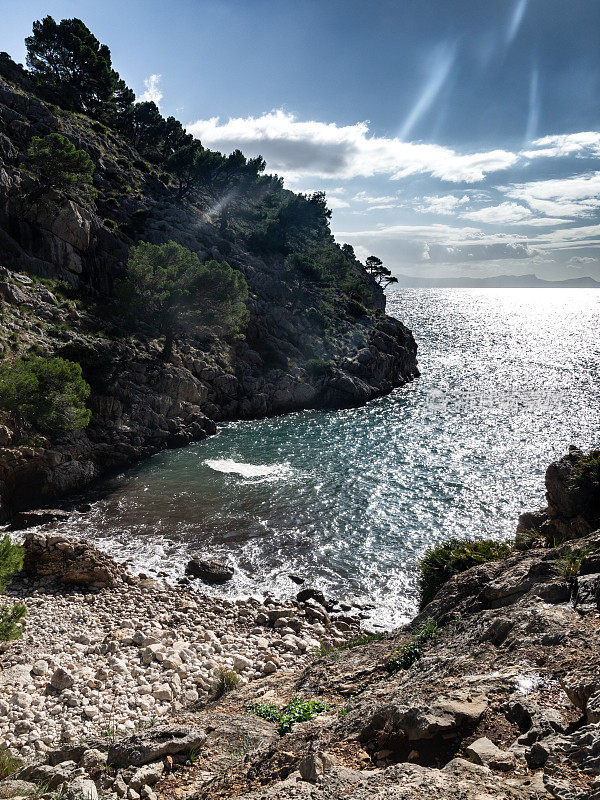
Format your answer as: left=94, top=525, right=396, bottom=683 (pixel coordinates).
left=0, top=536, right=24, bottom=592
left=556, top=545, right=594, bottom=579
left=0, top=356, right=91, bottom=433
left=248, top=697, right=329, bottom=734
left=103, top=218, right=118, bottom=230
left=386, top=620, right=438, bottom=673
left=347, top=299, right=367, bottom=318
left=0, top=748, right=21, bottom=779
left=305, top=358, right=334, bottom=378
left=572, top=451, right=600, bottom=489
left=418, top=538, right=512, bottom=609
left=211, top=667, right=240, bottom=699
left=27, top=133, right=95, bottom=199
left=0, top=536, right=26, bottom=643
left=0, top=603, right=26, bottom=642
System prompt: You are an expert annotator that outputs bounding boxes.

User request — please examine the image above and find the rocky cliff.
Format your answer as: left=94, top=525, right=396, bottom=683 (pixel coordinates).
left=0, top=70, right=418, bottom=520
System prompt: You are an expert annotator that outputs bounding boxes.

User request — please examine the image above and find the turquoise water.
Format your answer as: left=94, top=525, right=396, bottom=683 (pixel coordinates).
left=64, top=289, right=600, bottom=626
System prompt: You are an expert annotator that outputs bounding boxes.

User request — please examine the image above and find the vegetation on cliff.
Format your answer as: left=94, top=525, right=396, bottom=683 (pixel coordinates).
left=0, top=535, right=25, bottom=642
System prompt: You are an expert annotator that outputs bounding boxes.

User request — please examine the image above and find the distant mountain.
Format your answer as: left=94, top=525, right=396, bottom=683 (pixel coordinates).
left=393, top=273, right=600, bottom=288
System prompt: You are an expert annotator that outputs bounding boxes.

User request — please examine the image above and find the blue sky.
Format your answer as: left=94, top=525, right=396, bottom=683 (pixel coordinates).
left=3, top=0, right=600, bottom=278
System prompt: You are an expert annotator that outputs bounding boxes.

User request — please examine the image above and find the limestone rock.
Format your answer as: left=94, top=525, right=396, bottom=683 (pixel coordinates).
left=107, top=725, right=207, bottom=768
left=23, top=532, right=122, bottom=588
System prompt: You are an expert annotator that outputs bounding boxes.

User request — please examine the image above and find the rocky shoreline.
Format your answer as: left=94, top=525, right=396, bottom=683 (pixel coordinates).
left=0, top=447, right=598, bottom=800
left=1, top=531, right=366, bottom=763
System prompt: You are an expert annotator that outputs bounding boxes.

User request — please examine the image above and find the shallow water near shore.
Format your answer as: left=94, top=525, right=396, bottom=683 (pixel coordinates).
left=61, top=288, right=600, bottom=628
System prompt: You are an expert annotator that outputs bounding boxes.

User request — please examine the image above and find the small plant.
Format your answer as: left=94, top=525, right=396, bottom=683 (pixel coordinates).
left=248, top=697, right=329, bottom=734
left=557, top=546, right=593, bottom=579
left=211, top=667, right=240, bottom=699
left=386, top=620, right=438, bottom=673
left=0, top=747, right=21, bottom=779
left=315, top=632, right=385, bottom=659
left=418, top=538, right=512, bottom=609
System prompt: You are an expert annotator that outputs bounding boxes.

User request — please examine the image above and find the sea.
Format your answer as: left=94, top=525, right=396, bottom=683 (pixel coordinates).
left=57, top=288, right=600, bottom=628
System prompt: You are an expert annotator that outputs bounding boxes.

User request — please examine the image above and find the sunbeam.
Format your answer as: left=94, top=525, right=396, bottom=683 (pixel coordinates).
left=399, top=40, right=457, bottom=140
left=524, top=64, right=539, bottom=144
left=506, top=0, right=528, bottom=46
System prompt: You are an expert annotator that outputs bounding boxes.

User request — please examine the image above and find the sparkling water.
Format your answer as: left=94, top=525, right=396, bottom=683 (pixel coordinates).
left=60, top=289, right=600, bottom=627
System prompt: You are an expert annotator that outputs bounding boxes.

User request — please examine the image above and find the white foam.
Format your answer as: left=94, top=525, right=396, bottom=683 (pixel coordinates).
left=204, top=458, right=292, bottom=480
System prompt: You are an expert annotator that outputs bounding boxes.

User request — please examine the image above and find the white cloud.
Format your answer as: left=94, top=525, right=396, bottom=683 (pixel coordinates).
left=353, top=191, right=398, bottom=204
left=521, top=132, right=600, bottom=160
left=187, top=110, right=518, bottom=183
left=327, top=197, right=351, bottom=209
left=138, top=74, right=163, bottom=107
left=501, top=172, right=600, bottom=218
left=569, top=255, right=597, bottom=265
left=415, top=194, right=469, bottom=215
left=461, top=201, right=567, bottom=226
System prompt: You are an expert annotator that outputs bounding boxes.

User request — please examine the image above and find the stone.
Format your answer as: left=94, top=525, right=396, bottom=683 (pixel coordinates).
left=128, top=762, right=164, bottom=791
left=0, top=780, right=37, bottom=799
left=23, top=532, right=121, bottom=588
left=11, top=509, right=70, bottom=530
left=107, top=726, right=207, bottom=768
left=465, top=737, right=512, bottom=769
left=78, top=749, right=107, bottom=776
left=31, top=660, right=49, bottom=676
left=185, top=557, right=234, bottom=584
left=49, top=668, right=74, bottom=692
left=65, top=777, right=98, bottom=800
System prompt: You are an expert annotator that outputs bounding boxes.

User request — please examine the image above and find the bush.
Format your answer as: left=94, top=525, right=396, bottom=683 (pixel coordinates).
left=0, top=536, right=26, bottom=643
left=305, top=358, right=334, bottom=378
left=0, top=536, right=23, bottom=592
left=103, top=218, right=118, bottom=230
left=418, top=538, right=512, bottom=610
left=386, top=620, right=438, bottom=672
left=248, top=697, right=329, bottom=734
left=0, top=603, right=27, bottom=642
left=211, top=667, right=240, bottom=699
left=0, top=356, right=91, bottom=433
left=0, top=748, right=21, bottom=779
left=27, top=133, right=95, bottom=199
left=347, top=299, right=367, bottom=318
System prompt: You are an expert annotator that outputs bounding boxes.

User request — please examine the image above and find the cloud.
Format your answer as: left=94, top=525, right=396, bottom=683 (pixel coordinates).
left=501, top=172, right=600, bottom=217
left=327, top=197, right=351, bottom=209
left=138, top=74, right=163, bottom=106
left=187, top=110, right=518, bottom=183
left=569, top=255, right=597, bottom=265
left=461, top=201, right=567, bottom=226
left=415, top=194, right=469, bottom=215
left=506, top=0, right=529, bottom=45
left=521, top=132, right=600, bottom=160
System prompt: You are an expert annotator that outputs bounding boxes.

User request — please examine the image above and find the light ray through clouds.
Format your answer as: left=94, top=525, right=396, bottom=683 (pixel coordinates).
left=399, top=40, right=457, bottom=140
left=506, top=0, right=528, bottom=46
left=524, top=65, right=539, bottom=144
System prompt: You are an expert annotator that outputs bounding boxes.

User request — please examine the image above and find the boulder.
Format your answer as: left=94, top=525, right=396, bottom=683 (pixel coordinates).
left=23, top=532, right=121, bottom=588
left=0, top=780, right=37, bottom=799
left=11, top=508, right=70, bottom=530
left=49, top=667, right=74, bottom=692
left=185, top=557, right=234, bottom=584
left=107, top=725, right=207, bottom=768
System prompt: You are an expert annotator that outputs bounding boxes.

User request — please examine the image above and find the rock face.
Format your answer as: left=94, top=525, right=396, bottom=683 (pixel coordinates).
left=517, top=445, right=600, bottom=545
left=22, top=532, right=122, bottom=588
left=185, top=557, right=234, bottom=584
left=0, top=68, right=419, bottom=521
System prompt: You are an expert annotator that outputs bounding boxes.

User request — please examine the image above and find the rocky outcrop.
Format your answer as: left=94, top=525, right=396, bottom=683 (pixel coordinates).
left=22, top=531, right=123, bottom=587
left=517, top=445, right=600, bottom=545
left=0, top=68, right=419, bottom=520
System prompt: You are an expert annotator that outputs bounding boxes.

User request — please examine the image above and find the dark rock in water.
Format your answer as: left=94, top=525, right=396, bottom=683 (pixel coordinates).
left=23, top=532, right=122, bottom=588
left=185, top=557, right=234, bottom=584
left=296, top=587, right=329, bottom=607
left=289, top=574, right=305, bottom=585
left=11, top=508, right=70, bottom=530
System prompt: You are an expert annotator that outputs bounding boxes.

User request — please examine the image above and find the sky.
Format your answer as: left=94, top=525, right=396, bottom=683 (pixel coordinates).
left=3, top=0, right=600, bottom=279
